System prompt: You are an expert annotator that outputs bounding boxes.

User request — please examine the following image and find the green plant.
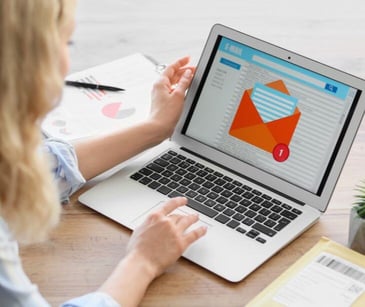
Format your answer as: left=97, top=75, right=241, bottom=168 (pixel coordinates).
left=353, top=180, right=365, bottom=219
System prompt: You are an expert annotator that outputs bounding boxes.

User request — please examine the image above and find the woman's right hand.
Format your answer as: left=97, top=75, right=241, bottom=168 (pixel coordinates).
left=99, top=197, right=207, bottom=307
left=126, top=196, right=207, bottom=278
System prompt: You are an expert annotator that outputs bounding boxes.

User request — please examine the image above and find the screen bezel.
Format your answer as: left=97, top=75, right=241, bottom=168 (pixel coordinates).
left=172, top=23, right=365, bottom=212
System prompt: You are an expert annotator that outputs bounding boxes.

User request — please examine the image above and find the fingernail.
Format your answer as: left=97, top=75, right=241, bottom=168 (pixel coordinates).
left=184, top=69, right=192, bottom=77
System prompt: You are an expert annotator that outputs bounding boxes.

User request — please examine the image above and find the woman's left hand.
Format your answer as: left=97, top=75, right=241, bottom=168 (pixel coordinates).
left=149, top=56, right=195, bottom=139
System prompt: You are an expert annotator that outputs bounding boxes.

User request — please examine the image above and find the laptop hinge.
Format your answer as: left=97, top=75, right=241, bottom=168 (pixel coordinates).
left=180, top=147, right=305, bottom=206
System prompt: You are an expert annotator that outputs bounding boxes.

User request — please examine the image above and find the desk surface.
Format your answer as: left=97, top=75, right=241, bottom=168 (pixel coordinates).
left=21, top=0, right=365, bottom=306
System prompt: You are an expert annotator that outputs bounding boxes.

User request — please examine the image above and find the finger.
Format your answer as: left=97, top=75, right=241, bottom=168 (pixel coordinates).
left=168, top=213, right=185, bottom=224
left=173, top=69, right=193, bottom=95
left=184, top=226, right=208, bottom=246
left=170, top=66, right=196, bottom=85
left=162, top=56, right=190, bottom=79
left=160, top=197, right=188, bottom=216
left=176, top=213, right=199, bottom=231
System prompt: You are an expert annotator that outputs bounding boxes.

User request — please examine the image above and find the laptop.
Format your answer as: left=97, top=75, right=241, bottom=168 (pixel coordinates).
left=78, top=24, right=365, bottom=282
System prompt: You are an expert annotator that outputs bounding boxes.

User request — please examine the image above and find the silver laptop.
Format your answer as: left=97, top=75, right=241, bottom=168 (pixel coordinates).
left=79, top=24, right=365, bottom=282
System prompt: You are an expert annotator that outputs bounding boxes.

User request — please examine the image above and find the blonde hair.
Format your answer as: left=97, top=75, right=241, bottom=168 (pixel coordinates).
left=0, top=0, right=76, bottom=243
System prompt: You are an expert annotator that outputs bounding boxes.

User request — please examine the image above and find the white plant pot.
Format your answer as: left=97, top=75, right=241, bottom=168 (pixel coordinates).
left=348, top=207, right=365, bottom=255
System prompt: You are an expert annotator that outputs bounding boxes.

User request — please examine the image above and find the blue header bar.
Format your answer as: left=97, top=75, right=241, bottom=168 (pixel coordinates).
left=218, top=37, right=350, bottom=100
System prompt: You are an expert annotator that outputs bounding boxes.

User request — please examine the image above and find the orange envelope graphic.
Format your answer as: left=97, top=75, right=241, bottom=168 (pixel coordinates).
left=229, top=80, right=300, bottom=154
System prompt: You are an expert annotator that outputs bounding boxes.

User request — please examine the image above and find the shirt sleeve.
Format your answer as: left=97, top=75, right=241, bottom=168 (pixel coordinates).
left=43, top=138, right=86, bottom=203
left=0, top=218, right=50, bottom=307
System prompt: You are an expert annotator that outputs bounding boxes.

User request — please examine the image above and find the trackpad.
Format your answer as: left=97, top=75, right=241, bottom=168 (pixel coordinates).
left=130, top=201, right=213, bottom=232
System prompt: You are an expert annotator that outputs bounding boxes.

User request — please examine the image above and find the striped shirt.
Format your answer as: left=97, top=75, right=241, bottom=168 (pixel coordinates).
left=0, top=138, right=120, bottom=307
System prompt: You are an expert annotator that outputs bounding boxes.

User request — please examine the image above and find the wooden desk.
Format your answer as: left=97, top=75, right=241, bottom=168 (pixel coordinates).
left=21, top=199, right=351, bottom=306
left=21, top=0, right=365, bottom=306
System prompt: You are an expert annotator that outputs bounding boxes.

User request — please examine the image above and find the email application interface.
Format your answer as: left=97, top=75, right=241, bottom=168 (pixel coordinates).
left=185, top=36, right=358, bottom=194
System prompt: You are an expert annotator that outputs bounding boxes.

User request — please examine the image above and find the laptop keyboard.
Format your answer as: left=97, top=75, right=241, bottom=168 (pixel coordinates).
left=130, top=150, right=302, bottom=244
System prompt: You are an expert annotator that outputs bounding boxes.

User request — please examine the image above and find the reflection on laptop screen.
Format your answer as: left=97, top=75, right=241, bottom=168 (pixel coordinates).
left=183, top=36, right=361, bottom=195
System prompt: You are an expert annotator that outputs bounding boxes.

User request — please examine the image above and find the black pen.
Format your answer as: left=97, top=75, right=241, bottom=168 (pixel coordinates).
left=65, top=80, right=125, bottom=92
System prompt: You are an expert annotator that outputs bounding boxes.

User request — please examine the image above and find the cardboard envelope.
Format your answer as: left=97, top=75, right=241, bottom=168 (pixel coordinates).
left=229, top=80, right=301, bottom=154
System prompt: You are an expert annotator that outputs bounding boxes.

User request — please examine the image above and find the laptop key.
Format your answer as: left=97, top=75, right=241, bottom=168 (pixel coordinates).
left=159, top=177, right=170, bottom=185
left=252, top=223, right=277, bottom=237
left=236, top=227, right=246, bottom=234
left=233, top=213, right=244, bottom=221
left=150, top=173, right=162, bottom=180
left=216, top=196, right=228, bottom=204
left=235, top=205, right=246, bottom=213
left=213, top=204, right=225, bottom=211
left=274, top=217, right=291, bottom=231
left=271, top=205, right=282, bottom=213
left=148, top=181, right=161, bottom=189
left=256, top=237, right=266, bottom=244
left=139, top=168, right=153, bottom=176
left=167, top=182, right=179, bottom=189
left=282, top=203, right=292, bottom=210
left=292, top=208, right=303, bottom=215
left=204, top=199, right=216, bottom=207
left=212, top=186, right=223, bottom=193
left=205, top=174, right=217, bottom=181
left=242, top=218, right=254, bottom=226
left=223, top=208, right=235, bottom=216
left=274, top=222, right=289, bottom=231
left=167, top=164, right=179, bottom=172
left=157, top=186, right=172, bottom=195
left=186, top=190, right=198, bottom=198
left=264, top=219, right=276, bottom=228
left=130, top=172, right=143, bottom=180
left=226, top=201, right=238, bottom=209
left=195, top=195, right=207, bottom=203
left=176, top=186, right=188, bottom=193
left=251, top=196, right=264, bottom=204
left=261, top=200, right=273, bottom=208
left=227, top=220, right=240, bottom=229
left=215, top=214, right=230, bottom=224
left=230, top=195, right=242, bottom=202
left=197, top=187, right=209, bottom=195
left=244, top=210, right=256, bottom=218
left=147, top=163, right=164, bottom=173
left=254, top=215, right=266, bottom=223
left=246, top=229, right=260, bottom=238
left=139, top=177, right=152, bottom=185
left=223, top=183, right=235, bottom=190
left=187, top=198, right=219, bottom=218
left=169, top=191, right=219, bottom=218
left=207, top=192, right=219, bottom=199
left=213, top=171, right=223, bottom=177
left=161, top=153, right=173, bottom=160
left=221, top=190, right=233, bottom=198
left=154, top=158, right=169, bottom=167
left=243, top=185, right=252, bottom=191
left=281, top=210, right=298, bottom=220
left=202, top=181, right=214, bottom=188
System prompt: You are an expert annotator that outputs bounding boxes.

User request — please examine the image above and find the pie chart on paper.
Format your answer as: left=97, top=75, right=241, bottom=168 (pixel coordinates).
left=101, top=102, right=135, bottom=119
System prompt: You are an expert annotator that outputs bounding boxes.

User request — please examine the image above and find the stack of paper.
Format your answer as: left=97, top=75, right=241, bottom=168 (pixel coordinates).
left=247, top=237, right=365, bottom=307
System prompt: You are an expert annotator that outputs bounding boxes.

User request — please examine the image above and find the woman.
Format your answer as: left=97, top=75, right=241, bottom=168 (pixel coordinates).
left=0, top=0, right=207, bottom=306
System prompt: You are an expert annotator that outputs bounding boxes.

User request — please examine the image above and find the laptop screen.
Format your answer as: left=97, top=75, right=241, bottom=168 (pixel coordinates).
left=182, top=35, right=361, bottom=196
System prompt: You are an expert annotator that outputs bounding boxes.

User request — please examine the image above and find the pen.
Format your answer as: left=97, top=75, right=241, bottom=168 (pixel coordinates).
left=65, top=80, right=125, bottom=92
